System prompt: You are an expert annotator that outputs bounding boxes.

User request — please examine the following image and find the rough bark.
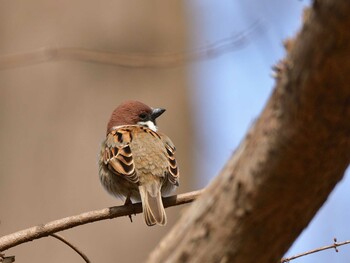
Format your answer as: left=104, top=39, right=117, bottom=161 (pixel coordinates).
left=147, top=0, right=350, bottom=262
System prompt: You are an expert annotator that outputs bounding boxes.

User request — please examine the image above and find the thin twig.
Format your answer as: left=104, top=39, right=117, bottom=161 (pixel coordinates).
left=0, top=22, right=261, bottom=70
left=0, top=253, right=15, bottom=263
left=0, top=189, right=203, bottom=252
left=281, top=238, right=350, bottom=262
left=50, top=233, right=90, bottom=263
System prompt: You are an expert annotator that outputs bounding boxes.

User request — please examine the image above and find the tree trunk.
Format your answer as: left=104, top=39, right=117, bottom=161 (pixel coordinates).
left=147, top=0, right=350, bottom=262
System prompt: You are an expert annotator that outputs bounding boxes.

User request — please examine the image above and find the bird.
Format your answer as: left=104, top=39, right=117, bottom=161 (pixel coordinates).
left=98, top=100, right=179, bottom=226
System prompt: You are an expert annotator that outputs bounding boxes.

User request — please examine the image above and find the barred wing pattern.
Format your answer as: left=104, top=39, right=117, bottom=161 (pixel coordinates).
left=159, top=132, right=179, bottom=186
left=103, top=128, right=138, bottom=184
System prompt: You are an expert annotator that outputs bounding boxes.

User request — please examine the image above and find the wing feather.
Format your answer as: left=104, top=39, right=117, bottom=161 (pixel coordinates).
left=158, top=133, right=179, bottom=186
left=103, top=128, right=138, bottom=184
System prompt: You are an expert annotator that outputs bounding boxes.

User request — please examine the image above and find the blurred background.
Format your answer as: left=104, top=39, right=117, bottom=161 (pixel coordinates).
left=1, top=0, right=349, bottom=262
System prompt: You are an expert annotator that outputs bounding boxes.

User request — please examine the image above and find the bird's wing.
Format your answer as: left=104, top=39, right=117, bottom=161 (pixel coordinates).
left=158, top=132, right=179, bottom=186
left=102, top=127, right=138, bottom=184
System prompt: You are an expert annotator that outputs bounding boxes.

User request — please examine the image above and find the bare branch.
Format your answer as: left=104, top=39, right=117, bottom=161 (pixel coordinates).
left=0, top=253, right=15, bottom=263
left=50, top=233, right=91, bottom=263
left=0, top=189, right=203, bottom=252
left=281, top=238, right=350, bottom=262
left=0, top=22, right=260, bottom=70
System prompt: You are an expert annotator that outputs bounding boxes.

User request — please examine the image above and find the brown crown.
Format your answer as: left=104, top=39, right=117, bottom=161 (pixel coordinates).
left=106, top=100, right=152, bottom=134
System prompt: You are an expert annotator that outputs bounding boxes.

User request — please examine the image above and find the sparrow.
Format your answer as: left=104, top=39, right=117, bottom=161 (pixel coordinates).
left=98, top=100, right=179, bottom=226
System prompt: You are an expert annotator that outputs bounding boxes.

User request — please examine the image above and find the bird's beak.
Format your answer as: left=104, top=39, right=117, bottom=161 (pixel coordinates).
left=151, top=108, right=166, bottom=120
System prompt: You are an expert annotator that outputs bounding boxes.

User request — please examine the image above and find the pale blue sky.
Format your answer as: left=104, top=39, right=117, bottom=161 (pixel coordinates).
left=186, top=1, right=350, bottom=262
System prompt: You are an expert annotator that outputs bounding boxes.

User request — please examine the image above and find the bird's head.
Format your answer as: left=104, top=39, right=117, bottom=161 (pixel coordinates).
left=107, top=100, right=165, bottom=134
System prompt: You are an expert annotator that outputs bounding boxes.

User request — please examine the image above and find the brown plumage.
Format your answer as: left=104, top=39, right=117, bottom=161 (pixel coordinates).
left=98, top=101, right=179, bottom=226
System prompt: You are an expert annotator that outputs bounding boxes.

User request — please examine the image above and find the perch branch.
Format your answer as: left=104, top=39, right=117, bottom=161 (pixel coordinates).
left=0, top=189, right=203, bottom=252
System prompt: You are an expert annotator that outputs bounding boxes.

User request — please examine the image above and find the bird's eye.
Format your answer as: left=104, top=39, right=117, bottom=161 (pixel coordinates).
left=139, top=113, right=147, bottom=120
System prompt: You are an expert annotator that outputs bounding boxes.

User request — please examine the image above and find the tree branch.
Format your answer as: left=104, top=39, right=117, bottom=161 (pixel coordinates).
left=0, top=22, right=260, bottom=70
left=50, top=233, right=91, bottom=263
left=147, top=1, right=350, bottom=262
left=0, top=190, right=203, bottom=252
left=281, top=238, right=350, bottom=262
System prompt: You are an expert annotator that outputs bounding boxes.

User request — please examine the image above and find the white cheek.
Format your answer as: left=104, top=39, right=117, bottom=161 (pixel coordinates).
left=138, top=121, right=158, bottom=132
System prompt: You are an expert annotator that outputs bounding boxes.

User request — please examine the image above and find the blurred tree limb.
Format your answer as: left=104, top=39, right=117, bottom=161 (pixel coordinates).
left=0, top=190, right=203, bottom=252
left=147, top=0, right=350, bottom=262
left=0, top=23, right=259, bottom=70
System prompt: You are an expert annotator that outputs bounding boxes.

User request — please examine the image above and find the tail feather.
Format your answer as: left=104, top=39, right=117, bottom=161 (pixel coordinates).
left=139, top=184, right=167, bottom=226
